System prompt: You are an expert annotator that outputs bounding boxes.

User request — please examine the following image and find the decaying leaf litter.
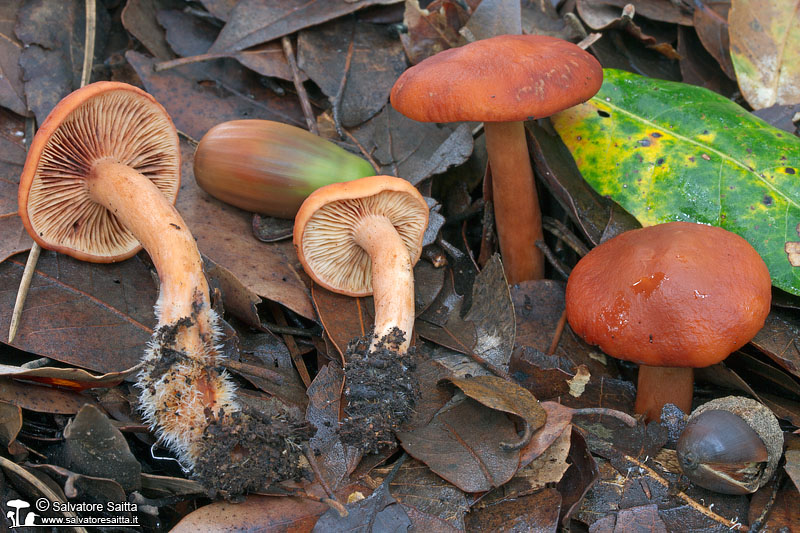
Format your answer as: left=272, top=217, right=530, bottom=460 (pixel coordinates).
left=0, top=0, right=797, bottom=531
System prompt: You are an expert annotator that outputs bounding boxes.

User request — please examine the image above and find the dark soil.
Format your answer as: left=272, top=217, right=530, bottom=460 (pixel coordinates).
left=192, top=404, right=312, bottom=499
left=339, top=329, right=420, bottom=454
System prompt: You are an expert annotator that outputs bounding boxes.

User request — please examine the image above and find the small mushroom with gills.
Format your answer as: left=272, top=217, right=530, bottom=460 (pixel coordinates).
left=16, top=82, right=298, bottom=495
left=294, top=175, right=428, bottom=450
left=564, top=222, right=772, bottom=421
left=391, top=35, right=602, bottom=284
left=294, top=175, right=429, bottom=354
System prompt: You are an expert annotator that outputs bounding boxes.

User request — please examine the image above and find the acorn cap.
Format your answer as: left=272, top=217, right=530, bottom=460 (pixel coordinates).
left=18, top=82, right=180, bottom=262
left=689, top=396, right=784, bottom=489
left=293, top=175, right=428, bottom=296
left=390, top=34, right=603, bottom=123
left=565, top=221, right=772, bottom=368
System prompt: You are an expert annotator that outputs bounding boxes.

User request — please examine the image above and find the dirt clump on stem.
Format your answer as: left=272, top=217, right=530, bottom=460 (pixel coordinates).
left=339, top=328, right=420, bottom=454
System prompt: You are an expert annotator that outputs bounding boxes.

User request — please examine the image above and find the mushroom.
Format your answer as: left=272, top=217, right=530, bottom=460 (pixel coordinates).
left=293, top=175, right=429, bottom=353
left=564, top=222, right=772, bottom=421
left=16, top=82, right=238, bottom=477
left=193, top=119, right=375, bottom=218
left=390, top=35, right=602, bottom=284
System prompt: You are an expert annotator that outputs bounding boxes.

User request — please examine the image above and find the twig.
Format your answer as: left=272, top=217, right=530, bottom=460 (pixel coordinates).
left=268, top=302, right=312, bottom=388
left=81, top=0, right=95, bottom=87
left=303, top=448, right=347, bottom=517
left=576, top=32, right=603, bottom=50
left=332, top=22, right=357, bottom=138
left=572, top=407, right=639, bottom=427
left=153, top=52, right=231, bottom=72
left=218, top=359, right=285, bottom=384
left=500, top=420, right=533, bottom=451
left=9, top=0, right=96, bottom=344
left=259, top=321, right=318, bottom=337
left=547, top=308, right=567, bottom=355
left=623, top=454, right=745, bottom=530
left=340, top=126, right=380, bottom=172
left=282, top=36, right=318, bottom=135
left=8, top=241, right=39, bottom=343
left=535, top=239, right=571, bottom=279
left=542, top=216, right=590, bottom=256
left=177, top=130, right=199, bottom=146
left=20, top=357, right=53, bottom=370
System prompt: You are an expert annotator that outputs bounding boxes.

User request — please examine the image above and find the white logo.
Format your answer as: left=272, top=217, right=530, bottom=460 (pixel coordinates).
left=5, top=499, right=39, bottom=528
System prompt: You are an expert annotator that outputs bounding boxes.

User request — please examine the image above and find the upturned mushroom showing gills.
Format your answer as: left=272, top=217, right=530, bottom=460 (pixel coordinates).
left=16, top=82, right=279, bottom=494
left=391, top=35, right=602, bottom=284
left=294, top=175, right=429, bottom=354
left=564, top=222, right=772, bottom=422
left=294, top=175, right=428, bottom=451
left=193, top=119, right=375, bottom=218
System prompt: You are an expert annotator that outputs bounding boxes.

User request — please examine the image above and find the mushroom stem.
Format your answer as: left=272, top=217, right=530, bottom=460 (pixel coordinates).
left=87, top=159, right=236, bottom=466
left=352, top=214, right=414, bottom=353
left=635, top=365, right=694, bottom=422
left=88, top=160, right=215, bottom=351
left=484, top=121, right=544, bottom=284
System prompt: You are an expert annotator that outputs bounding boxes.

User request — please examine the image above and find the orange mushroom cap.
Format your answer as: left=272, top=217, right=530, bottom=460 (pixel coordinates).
left=294, top=175, right=428, bottom=297
left=18, top=82, right=180, bottom=263
left=390, top=35, right=603, bottom=123
left=565, top=222, right=772, bottom=368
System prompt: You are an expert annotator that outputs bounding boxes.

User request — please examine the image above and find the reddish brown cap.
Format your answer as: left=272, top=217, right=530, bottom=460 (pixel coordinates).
left=18, top=82, right=180, bottom=262
left=390, top=35, right=603, bottom=123
left=565, top=222, right=771, bottom=368
left=294, top=175, right=428, bottom=297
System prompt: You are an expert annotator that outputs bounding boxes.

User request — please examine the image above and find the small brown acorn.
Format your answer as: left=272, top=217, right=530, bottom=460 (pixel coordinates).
left=677, top=396, right=783, bottom=495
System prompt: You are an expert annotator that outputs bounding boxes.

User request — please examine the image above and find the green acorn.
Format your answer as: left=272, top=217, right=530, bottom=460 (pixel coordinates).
left=193, top=120, right=375, bottom=219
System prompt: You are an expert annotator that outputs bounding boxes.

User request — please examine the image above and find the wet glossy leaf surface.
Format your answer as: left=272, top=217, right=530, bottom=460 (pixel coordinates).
left=553, top=68, right=800, bottom=296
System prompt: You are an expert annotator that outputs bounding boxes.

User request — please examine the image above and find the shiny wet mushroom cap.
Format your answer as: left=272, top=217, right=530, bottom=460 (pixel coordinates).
left=18, top=81, right=180, bottom=262
left=565, top=221, right=772, bottom=421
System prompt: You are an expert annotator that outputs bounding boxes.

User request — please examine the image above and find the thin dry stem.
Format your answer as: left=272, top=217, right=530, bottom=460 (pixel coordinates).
left=282, top=36, right=318, bottom=135
left=624, top=455, right=745, bottom=530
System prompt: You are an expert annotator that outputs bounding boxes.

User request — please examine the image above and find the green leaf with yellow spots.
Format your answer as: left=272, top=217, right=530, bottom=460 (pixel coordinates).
left=551, top=68, right=800, bottom=296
